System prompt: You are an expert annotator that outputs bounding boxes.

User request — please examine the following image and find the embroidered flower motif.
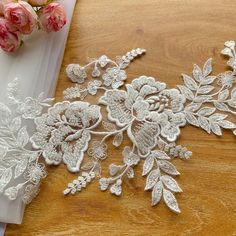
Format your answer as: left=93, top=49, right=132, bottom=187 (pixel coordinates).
left=31, top=101, right=102, bottom=172
left=88, top=141, right=107, bottom=160
left=66, top=64, right=87, bottom=83
left=148, top=111, right=186, bottom=142
left=24, top=163, right=47, bottom=184
left=87, top=80, right=102, bottom=95
left=99, top=76, right=185, bottom=156
left=102, top=67, right=127, bottom=89
left=217, top=71, right=236, bottom=88
left=98, top=55, right=109, bottom=67
left=99, top=177, right=110, bottom=191
left=159, top=89, right=186, bottom=113
left=17, top=97, right=43, bottom=119
left=122, top=146, right=140, bottom=166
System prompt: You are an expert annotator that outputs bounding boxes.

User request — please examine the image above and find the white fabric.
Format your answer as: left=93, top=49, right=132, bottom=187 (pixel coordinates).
left=0, top=0, right=77, bottom=225
left=0, top=223, right=6, bottom=236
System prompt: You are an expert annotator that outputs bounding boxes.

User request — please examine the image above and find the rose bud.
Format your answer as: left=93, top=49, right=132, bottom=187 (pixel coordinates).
left=0, top=17, right=21, bottom=52
left=4, top=1, right=38, bottom=35
left=38, top=3, right=66, bottom=33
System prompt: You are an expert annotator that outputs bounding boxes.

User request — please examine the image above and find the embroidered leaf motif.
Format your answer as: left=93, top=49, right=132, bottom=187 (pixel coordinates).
left=231, top=88, right=236, bottom=99
left=151, top=150, right=170, bottom=160
left=145, top=169, right=160, bottom=190
left=198, top=85, right=214, bottom=94
left=15, top=159, right=28, bottom=178
left=218, top=120, right=236, bottom=129
left=113, top=132, right=123, bottom=147
left=185, top=112, right=199, bottom=127
left=161, top=175, right=182, bottom=193
left=193, top=95, right=211, bottom=103
left=177, top=85, right=194, bottom=100
left=210, top=122, right=222, bottom=136
left=0, top=168, right=12, bottom=192
left=126, top=167, right=134, bottom=179
left=163, top=189, right=181, bottom=213
left=203, top=58, right=212, bottom=77
left=109, top=164, right=121, bottom=176
left=17, top=126, right=29, bottom=147
left=142, top=155, right=154, bottom=176
left=198, top=116, right=210, bottom=133
left=151, top=181, right=163, bottom=206
left=192, top=64, right=202, bottom=82
left=201, top=76, right=216, bottom=85
left=158, top=160, right=180, bottom=176
left=182, top=74, right=198, bottom=91
left=102, top=121, right=116, bottom=131
left=218, top=89, right=229, bottom=101
left=197, top=107, right=216, bottom=116
left=228, top=100, right=236, bottom=108
left=213, top=102, right=229, bottom=112
left=209, top=113, right=228, bottom=122
left=185, top=103, right=202, bottom=112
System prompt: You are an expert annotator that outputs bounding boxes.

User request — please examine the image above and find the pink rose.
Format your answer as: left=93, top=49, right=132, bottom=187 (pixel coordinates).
left=4, top=1, right=38, bottom=35
left=38, top=3, right=66, bottom=33
left=0, top=18, right=21, bottom=52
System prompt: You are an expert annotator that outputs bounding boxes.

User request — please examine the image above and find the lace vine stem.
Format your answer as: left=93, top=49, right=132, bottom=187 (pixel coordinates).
left=84, top=162, right=97, bottom=177
left=84, top=60, right=97, bottom=68
left=209, top=85, right=226, bottom=97
left=18, top=179, right=31, bottom=188
left=154, top=159, right=161, bottom=177
left=131, top=143, right=136, bottom=153
left=109, top=164, right=130, bottom=183
left=84, top=58, right=119, bottom=70
left=97, top=87, right=108, bottom=91
left=189, top=81, right=203, bottom=106
left=90, top=124, right=129, bottom=143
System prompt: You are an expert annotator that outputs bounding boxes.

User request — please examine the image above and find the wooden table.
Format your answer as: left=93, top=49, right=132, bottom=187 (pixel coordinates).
left=6, top=0, right=236, bottom=235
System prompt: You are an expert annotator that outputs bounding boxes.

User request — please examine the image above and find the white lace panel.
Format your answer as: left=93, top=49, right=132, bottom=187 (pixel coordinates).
left=0, top=79, right=53, bottom=204
left=1, top=42, right=235, bottom=213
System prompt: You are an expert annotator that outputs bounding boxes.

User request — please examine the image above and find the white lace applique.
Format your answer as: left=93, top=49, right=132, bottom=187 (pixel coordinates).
left=0, top=79, right=53, bottom=203
left=30, top=101, right=102, bottom=172
left=45, top=42, right=235, bottom=213
left=1, top=42, right=235, bottom=213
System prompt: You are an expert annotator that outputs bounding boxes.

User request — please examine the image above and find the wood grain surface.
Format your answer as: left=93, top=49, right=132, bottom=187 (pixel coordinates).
left=5, top=0, right=236, bottom=235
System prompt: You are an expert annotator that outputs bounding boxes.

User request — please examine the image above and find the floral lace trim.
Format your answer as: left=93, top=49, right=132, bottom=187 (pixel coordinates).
left=0, top=79, right=53, bottom=204
left=1, top=42, right=235, bottom=213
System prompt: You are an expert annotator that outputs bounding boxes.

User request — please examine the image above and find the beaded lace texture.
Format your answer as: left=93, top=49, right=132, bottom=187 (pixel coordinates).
left=0, top=42, right=235, bottom=213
